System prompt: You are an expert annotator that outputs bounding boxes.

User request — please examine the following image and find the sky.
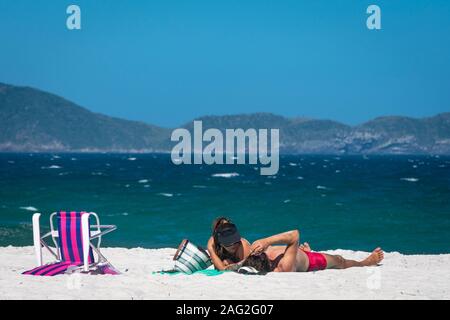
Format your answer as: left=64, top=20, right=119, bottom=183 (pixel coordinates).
left=0, top=0, right=449, bottom=128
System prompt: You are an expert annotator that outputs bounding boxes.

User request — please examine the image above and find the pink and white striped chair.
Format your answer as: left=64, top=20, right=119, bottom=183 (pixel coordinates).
left=23, top=211, right=119, bottom=276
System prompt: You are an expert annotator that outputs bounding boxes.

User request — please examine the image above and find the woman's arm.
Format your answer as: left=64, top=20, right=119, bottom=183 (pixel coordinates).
left=207, top=236, right=228, bottom=271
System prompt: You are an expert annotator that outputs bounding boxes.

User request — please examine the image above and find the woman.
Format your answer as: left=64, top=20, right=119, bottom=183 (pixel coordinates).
left=207, top=217, right=253, bottom=270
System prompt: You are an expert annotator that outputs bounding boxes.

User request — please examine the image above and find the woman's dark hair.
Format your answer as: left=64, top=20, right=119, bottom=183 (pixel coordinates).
left=211, top=216, right=231, bottom=234
left=242, top=253, right=272, bottom=273
left=211, top=216, right=240, bottom=263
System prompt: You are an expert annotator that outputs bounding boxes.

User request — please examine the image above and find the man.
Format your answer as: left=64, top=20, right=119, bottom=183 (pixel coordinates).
left=242, top=230, right=384, bottom=273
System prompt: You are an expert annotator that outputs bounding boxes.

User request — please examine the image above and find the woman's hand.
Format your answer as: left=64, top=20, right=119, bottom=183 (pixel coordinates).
left=224, top=260, right=245, bottom=271
left=223, top=259, right=232, bottom=267
left=224, top=263, right=238, bottom=271
left=251, top=239, right=270, bottom=254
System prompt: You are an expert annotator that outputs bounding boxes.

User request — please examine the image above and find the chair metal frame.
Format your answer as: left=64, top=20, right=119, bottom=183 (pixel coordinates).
left=32, top=212, right=117, bottom=272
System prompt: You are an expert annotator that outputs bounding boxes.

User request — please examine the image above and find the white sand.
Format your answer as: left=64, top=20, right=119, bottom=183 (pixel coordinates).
left=1, top=246, right=449, bottom=300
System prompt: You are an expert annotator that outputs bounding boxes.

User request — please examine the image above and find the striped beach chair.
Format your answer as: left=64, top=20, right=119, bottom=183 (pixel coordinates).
left=23, top=211, right=118, bottom=276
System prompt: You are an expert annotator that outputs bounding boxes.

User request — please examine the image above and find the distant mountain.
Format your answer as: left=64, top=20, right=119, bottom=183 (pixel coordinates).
left=347, top=114, right=450, bottom=154
left=1, top=82, right=449, bottom=154
left=187, top=113, right=450, bottom=154
left=0, top=83, right=170, bottom=152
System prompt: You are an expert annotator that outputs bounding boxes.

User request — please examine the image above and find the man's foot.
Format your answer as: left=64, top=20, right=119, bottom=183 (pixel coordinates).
left=363, top=247, right=384, bottom=266
left=299, top=242, right=312, bottom=252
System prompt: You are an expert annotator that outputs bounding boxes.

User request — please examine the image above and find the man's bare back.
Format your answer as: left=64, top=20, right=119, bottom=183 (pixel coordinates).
left=265, top=245, right=310, bottom=271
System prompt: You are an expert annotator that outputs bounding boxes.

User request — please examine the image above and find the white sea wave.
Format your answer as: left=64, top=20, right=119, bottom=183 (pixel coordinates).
left=400, top=178, right=419, bottom=182
left=128, top=157, right=137, bottom=161
left=20, top=206, right=38, bottom=212
left=316, top=185, right=328, bottom=190
left=158, top=193, right=174, bottom=197
left=138, top=179, right=149, bottom=183
left=212, top=173, right=239, bottom=178
left=41, top=165, right=62, bottom=169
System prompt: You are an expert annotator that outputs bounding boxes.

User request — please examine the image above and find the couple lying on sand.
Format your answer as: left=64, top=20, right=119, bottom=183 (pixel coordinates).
left=207, top=217, right=384, bottom=273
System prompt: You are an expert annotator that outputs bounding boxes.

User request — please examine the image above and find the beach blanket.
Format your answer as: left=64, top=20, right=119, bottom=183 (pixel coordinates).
left=152, top=269, right=227, bottom=276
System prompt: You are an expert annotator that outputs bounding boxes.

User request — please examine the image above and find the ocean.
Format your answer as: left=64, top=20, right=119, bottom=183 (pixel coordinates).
left=0, top=153, right=449, bottom=254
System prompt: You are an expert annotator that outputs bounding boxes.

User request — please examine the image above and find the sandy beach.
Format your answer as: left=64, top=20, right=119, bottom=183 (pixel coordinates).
left=0, top=246, right=449, bottom=300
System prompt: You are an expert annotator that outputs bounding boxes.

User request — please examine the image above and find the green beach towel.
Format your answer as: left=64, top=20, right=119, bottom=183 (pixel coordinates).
left=152, top=269, right=227, bottom=276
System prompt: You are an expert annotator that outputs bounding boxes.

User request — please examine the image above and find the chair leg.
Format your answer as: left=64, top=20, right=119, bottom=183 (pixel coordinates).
left=32, top=213, right=42, bottom=266
left=81, top=213, right=91, bottom=272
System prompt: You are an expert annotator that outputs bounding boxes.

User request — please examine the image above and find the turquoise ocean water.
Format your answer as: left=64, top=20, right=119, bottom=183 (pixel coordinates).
left=0, top=153, right=449, bottom=254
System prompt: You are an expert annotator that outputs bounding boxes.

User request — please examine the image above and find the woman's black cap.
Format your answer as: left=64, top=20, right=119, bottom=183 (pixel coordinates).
left=215, top=223, right=241, bottom=246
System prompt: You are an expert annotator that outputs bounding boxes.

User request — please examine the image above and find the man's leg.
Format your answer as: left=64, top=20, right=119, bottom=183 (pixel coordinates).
left=322, top=247, right=384, bottom=269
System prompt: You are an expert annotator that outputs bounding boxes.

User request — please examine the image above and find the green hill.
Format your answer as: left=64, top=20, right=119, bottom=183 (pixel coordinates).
left=0, top=83, right=170, bottom=152
left=1, top=82, right=449, bottom=154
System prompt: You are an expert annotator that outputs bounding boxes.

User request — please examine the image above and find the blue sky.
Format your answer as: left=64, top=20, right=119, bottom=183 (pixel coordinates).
left=0, top=0, right=449, bottom=127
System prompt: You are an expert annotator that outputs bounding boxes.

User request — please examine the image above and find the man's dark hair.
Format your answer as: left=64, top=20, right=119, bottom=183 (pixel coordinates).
left=242, top=253, right=272, bottom=273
